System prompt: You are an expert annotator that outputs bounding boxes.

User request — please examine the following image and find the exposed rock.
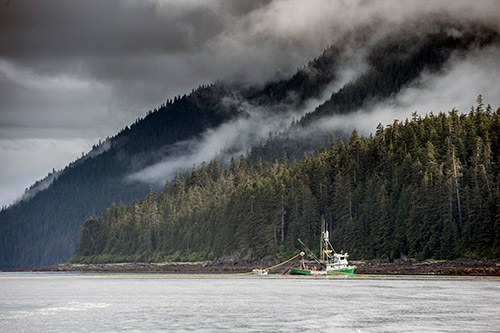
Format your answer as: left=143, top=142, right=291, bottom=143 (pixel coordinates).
left=4, top=259, right=500, bottom=276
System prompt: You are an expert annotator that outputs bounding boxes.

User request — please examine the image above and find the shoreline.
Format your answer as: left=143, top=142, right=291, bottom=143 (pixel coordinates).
left=352, top=260, right=500, bottom=276
left=4, top=259, right=500, bottom=276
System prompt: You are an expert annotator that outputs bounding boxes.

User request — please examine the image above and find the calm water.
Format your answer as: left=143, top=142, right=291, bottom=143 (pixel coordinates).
left=1, top=272, right=499, bottom=332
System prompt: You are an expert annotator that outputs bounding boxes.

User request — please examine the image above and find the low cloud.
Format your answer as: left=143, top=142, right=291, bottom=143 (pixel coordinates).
left=315, top=46, right=500, bottom=137
left=1, top=0, right=500, bottom=205
left=0, top=138, right=96, bottom=207
left=4, top=0, right=498, bottom=135
left=126, top=97, right=321, bottom=183
left=127, top=53, right=365, bottom=184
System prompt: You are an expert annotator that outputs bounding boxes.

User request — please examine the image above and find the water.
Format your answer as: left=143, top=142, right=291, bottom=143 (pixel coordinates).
left=1, top=272, right=499, bottom=332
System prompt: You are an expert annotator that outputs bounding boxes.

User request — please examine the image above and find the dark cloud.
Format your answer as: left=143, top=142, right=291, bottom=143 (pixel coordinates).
left=1, top=0, right=500, bottom=206
left=0, top=0, right=278, bottom=133
left=1, top=0, right=261, bottom=59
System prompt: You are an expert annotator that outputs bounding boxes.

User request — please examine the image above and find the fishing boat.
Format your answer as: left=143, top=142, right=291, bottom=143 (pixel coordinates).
left=290, top=220, right=355, bottom=275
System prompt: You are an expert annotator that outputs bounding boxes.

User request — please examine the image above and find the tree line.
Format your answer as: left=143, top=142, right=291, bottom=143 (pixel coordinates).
left=71, top=99, right=500, bottom=263
left=3, top=20, right=499, bottom=269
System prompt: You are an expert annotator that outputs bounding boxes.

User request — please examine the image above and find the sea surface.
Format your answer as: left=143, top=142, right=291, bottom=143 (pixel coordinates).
left=0, top=272, right=499, bottom=332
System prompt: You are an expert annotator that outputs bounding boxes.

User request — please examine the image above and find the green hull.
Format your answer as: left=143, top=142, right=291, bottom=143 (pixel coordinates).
left=326, top=267, right=355, bottom=275
left=290, top=268, right=312, bottom=275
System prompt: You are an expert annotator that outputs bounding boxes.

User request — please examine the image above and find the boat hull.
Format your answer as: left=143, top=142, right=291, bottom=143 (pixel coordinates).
left=326, top=266, right=355, bottom=275
left=290, top=268, right=324, bottom=275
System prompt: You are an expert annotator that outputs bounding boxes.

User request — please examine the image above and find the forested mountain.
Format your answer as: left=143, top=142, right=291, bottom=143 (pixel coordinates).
left=0, top=40, right=345, bottom=269
left=1, top=19, right=500, bottom=269
left=0, top=39, right=349, bottom=269
left=71, top=104, right=500, bottom=263
left=250, top=24, right=500, bottom=162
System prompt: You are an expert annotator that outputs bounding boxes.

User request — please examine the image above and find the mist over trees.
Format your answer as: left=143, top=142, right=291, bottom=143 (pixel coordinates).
left=1, top=18, right=500, bottom=269
left=250, top=24, right=500, bottom=163
left=0, top=83, right=240, bottom=269
left=71, top=102, right=500, bottom=263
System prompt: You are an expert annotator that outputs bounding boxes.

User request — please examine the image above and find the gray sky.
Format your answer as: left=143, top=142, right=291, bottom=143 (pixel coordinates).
left=1, top=0, right=500, bottom=207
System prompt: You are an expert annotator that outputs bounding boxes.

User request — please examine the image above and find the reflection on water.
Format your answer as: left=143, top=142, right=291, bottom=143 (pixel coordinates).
left=1, top=273, right=499, bottom=332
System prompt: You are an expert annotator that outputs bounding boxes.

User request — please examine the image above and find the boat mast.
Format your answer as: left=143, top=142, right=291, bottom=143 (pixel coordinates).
left=320, top=216, right=331, bottom=261
left=320, top=217, right=324, bottom=262
left=321, top=216, right=336, bottom=262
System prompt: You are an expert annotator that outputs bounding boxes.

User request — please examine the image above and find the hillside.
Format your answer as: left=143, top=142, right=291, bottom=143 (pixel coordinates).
left=0, top=42, right=343, bottom=269
left=71, top=103, right=500, bottom=263
left=250, top=23, right=500, bottom=162
left=1, top=19, right=500, bottom=269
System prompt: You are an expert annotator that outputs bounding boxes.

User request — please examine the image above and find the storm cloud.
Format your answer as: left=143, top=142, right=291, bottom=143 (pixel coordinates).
left=1, top=0, right=500, bottom=206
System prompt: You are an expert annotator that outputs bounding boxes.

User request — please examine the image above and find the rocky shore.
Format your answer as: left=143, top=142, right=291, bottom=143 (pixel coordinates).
left=4, top=259, right=500, bottom=276
left=352, top=260, right=500, bottom=276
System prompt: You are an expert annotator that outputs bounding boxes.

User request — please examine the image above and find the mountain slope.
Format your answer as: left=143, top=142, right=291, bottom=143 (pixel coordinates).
left=0, top=43, right=345, bottom=269
left=0, top=84, right=243, bottom=268
left=250, top=23, right=500, bottom=162
left=1, top=19, right=500, bottom=269
left=71, top=105, right=500, bottom=263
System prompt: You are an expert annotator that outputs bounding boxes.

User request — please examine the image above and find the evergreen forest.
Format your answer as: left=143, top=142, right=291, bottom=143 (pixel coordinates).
left=1, top=19, right=499, bottom=269
left=71, top=100, right=500, bottom=263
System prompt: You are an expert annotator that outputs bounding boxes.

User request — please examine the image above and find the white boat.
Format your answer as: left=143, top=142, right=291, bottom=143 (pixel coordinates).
left=252, top=269, right=269, bottom=275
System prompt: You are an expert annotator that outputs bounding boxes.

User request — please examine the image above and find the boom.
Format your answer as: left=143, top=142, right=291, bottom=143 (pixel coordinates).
left=297, top=238, right=324, bottom=267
